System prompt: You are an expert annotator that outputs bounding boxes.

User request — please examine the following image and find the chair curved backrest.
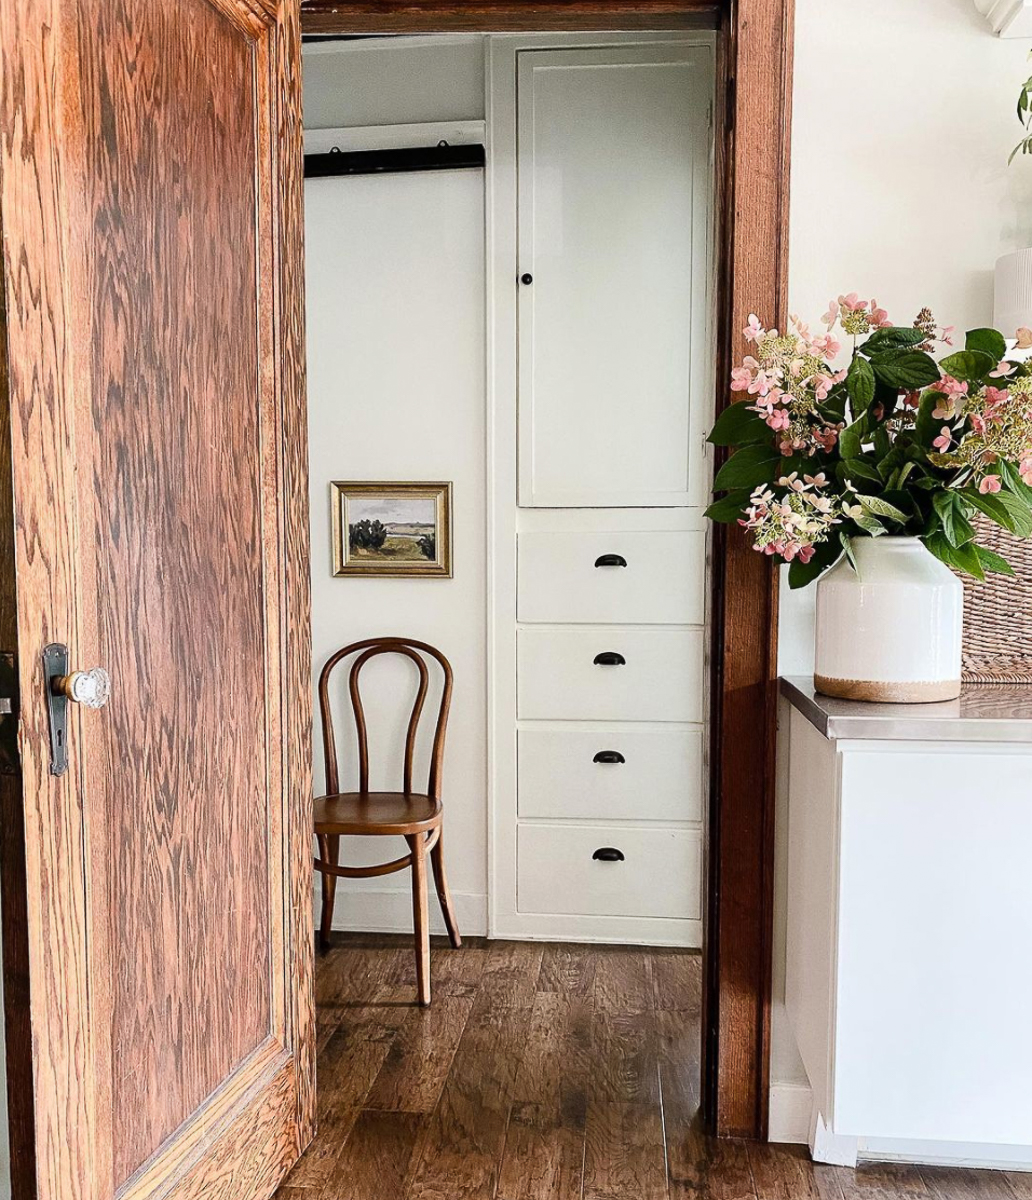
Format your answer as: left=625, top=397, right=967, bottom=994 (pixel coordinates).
left=317, top=637, right=454, bottom=800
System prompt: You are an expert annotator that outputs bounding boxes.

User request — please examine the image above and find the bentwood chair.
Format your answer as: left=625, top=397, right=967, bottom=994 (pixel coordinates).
left=313, top=637, right=461, bottom=1006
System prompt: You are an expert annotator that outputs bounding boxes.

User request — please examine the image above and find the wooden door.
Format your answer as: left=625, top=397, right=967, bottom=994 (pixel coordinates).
left=0, top=2, right=314, bottom=1198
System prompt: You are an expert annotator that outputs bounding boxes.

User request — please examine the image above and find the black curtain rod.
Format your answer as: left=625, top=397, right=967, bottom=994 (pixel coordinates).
left=304, top=143, right=485, bottom=179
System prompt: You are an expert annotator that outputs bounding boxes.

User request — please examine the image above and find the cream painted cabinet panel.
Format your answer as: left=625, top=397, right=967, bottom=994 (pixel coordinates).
left=517, top=726, right=703, bottom=822
left=517, top=530, right=705, bottom=624
left=516, top=43, right=713, bottom=507
left=518, top=823, right=702, bottom=919
left=517, top=627, right=704, bottom=722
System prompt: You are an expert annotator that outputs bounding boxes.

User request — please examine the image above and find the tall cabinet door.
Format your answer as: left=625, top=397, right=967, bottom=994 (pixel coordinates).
left=0, top=2, right=313, bottom=1198
left=516, top=44, right=713, bottom=508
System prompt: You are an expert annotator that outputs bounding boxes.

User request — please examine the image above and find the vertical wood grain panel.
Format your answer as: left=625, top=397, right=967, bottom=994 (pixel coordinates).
left=705, top=0, right=794, bottom=1139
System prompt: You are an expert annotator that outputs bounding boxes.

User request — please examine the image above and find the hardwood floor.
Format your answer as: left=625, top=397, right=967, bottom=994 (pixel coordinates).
left=279, top=936, right=1021, bottom=1199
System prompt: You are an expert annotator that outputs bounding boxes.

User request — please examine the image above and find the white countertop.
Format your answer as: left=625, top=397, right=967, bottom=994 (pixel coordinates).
left=781, top=675, right=1032, bottom=743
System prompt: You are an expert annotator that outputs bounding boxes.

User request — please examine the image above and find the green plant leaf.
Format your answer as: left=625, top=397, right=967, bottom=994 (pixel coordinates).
left=839, top=532, right=859, bottom=576
left=841, top=457, right=882, bottom=483
left=924, top=532, right=985, bottom=581
left=838, top=414, right=868, bottom=459
left=933, top=491, right=976, bottom=547
left=704, top=489, right=754, bottom=524
left=964, top=487, right=1032, bottom=538
left=939, top=349, right=996, bottom=384
left=965, top=328, right=1007, bottom=362
left=847, top=511, right=887, bottom=537
left=786, top=538, right=841, bottom=590
left=858, top=493, right=909, bottom=524
left=975, top=544, right=1016, bottom=576
left=708, top=401, right=773, bottom=447
left=712, top=443, right=783, bottom=492
left=846, top=356, right=875, bottom=409
left=870, top=350, right=941, bottom=390
left=861, top=326, right=926, bottom=353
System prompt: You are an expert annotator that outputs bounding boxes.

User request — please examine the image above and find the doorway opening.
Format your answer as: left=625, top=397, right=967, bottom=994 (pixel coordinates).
left=297, top=25, right=717, bottom=1190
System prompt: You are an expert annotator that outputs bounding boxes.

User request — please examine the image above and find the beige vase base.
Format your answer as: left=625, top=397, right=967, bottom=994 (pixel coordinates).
left=814, top=674, right=962, bottom=704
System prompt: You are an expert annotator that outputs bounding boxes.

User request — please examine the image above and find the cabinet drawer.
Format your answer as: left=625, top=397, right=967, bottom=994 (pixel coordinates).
left=518, top=824, right=702, bottom=919
left=518, top=531, right=705, bottom=625
left=517, top=627, right=704, bottom=722
left=518, top=727, right=703, bottom=822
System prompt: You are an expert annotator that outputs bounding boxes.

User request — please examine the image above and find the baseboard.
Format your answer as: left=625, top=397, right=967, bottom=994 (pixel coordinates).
left=768, top=1081, right=1032, bottom=1171
left=313, top=884, right=488, bottom=938
left=768, top=1083, right=812, bottom=1145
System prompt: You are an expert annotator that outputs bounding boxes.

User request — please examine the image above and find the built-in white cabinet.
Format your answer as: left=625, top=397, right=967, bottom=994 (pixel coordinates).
left=490, top=34, right=715, bottom=948
left=516, top=43, right=714, bottom=509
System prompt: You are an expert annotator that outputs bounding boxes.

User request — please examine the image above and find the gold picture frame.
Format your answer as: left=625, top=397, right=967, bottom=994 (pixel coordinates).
left=331, top=481, right=452, bottom=578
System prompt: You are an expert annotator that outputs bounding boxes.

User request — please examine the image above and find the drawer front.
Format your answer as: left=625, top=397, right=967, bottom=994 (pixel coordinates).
left=517, top=627, right=704, bottom=722
left=518, top=727, right=703, bottom=822
left=518, top=531, right=705, bottom=624
left=518, top=824, right=702, bottom=919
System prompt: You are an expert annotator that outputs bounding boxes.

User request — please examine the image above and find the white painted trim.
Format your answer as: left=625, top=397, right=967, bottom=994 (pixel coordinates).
left=304, top=121, right=486, bottom=155
left=810, top=1111, right=859, bottom=1169
left=491, top=910, right=701, bottom=947
left=315, top=885, right=488, bottom=938
left=977, top=0, right=1032, bottom=36
left=768, top=1084, right=813, bottom=1146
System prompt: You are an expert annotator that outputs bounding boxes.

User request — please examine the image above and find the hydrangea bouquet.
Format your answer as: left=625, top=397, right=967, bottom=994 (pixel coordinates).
left=706, top=295, right=1032, bottom=588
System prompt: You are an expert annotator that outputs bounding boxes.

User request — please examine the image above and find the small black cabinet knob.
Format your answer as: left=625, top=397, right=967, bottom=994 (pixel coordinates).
left=593, top=750, right=626, bottom=764
left=592, top=847, right=625, bottom=863
left=594, top=554, right=628, bottom=568
left=593, top=651, right=626, bottom=667
left=520, top=273, right=533, bottom=285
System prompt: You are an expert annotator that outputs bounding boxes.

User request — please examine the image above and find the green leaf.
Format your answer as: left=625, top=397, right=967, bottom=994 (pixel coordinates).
left=975, top=544, right=1015, bottom=576
left=858, top=493, right=909, bottom=524
left=708, top=401, right=773, bottom=447
left=861, top=326, right=926, bottom=353
left=847, top=511, right=887, bottom=537
left=933, top=492, right=975, bottom=547
left=939, top=349, right=996, bottom=384
left=869, top=350, right=941, bottom=390
left=924, top=532, right=985, bottom=581
left=839, top=414, right=868, bottom=459
left=840, top=532, right=859, bottom=576
left=998, top=459, right=1032, bottom=507
left=964, top=487, right=1032, bottom=538
left=786, top=537, right=841, bottom=590
left=846, top=356, right=876, bottom=409
left=842, top=457, right=882, bottom=483
left=712, top=443, right=783, bottom=492
left=965, top=328, right=1007, bottom=362
left=705, top=489, right=754, bottom=524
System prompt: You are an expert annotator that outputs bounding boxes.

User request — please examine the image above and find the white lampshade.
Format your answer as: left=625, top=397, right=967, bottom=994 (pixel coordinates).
left=994, top=249, right=1032, bottom=337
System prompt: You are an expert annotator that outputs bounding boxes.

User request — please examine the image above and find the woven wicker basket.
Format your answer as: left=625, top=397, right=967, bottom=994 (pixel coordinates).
left=960, top=515, right=1032, bottom=684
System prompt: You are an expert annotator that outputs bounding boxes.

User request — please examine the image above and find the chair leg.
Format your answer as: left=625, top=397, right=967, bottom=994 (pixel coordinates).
left=407, top=833, right=431, bottom=1007
left=318, top=833, right=340, bottom=951
left=430, top=827, right=461, bottom=949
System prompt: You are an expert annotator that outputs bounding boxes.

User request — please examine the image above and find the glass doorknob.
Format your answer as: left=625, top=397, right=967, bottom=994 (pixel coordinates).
left=55, top=667, right=111, bottom=709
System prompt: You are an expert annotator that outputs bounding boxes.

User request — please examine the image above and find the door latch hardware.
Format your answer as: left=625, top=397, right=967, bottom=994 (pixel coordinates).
left=0, top=652, right=19, bottom=776
left=44, top=643, right=70, bottom=776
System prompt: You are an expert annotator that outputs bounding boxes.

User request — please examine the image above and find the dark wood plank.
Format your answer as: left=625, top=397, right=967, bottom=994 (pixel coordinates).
left=537, top=944, right=599, bottom=997
left=301, top=0, right=721, bottom=34
left=582, top=1101, right=668, bottom=1200
left=365, top=995, right=474, bottom=1113
left=921, top=1167, right=1019, bottom=1200
left=595, top=948, right=655, bottom=1015
left=748, top=1143, right=844, bottom=1200
left=477, top=940, right=545, bottom=1007
left=325, top=1110, right=428, bottom=1200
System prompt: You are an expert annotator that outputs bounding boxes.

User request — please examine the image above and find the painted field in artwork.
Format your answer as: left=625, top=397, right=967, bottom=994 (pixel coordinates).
left=347, top=494, right=437, bottom=563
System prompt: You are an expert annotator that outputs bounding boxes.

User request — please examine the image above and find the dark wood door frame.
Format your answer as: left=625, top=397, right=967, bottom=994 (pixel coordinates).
left=300, top=0, right=792, bottom=1140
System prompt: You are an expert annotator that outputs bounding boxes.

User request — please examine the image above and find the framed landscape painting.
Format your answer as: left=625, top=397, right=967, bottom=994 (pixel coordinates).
left=331, top=481, right=453, bottom=578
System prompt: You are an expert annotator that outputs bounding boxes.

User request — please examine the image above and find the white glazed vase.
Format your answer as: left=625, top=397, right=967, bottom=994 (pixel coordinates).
left=814, top=536, right=963, bottom=703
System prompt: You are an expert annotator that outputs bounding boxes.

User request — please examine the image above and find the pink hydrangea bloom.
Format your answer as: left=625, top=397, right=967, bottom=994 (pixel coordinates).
left=979, top=475, right=1002, bottom=494
left=933, top=426, right=953, bottom=452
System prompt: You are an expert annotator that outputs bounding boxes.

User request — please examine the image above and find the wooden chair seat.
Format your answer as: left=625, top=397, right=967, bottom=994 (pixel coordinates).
left=314, top=791, right=442, bottom=836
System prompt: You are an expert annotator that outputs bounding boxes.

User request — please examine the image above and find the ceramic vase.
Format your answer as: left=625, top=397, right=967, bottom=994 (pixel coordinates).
left=814, top=536, right=963, bottom=703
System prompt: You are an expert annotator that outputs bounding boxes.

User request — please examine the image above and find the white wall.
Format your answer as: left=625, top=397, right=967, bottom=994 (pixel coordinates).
left=780, top=0, right=1032, bottom=676
left=304, top=39, right=488, bottom=935
left=771, top=0, right=1032, bottom=1133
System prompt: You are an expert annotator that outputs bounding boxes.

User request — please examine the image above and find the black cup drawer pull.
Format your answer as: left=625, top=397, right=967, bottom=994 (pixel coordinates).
left=593, top=750, right=626, bottom=765
left=593, top=652, right=626, bottom=667
left=594, top=554, right=628, bottom=568
left=592, top=847, right=625, bottom=863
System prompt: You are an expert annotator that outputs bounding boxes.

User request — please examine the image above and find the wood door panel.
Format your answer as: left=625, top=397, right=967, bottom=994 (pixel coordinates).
left=0, top=0, right=314, bottom=1196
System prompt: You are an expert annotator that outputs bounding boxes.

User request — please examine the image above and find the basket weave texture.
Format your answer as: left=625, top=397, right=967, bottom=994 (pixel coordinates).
left=960, top=515, right=1032, bottom=684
